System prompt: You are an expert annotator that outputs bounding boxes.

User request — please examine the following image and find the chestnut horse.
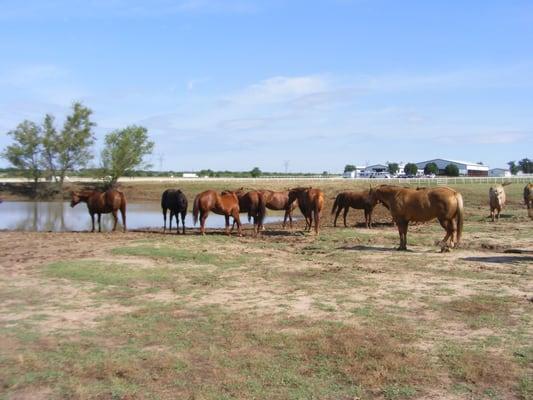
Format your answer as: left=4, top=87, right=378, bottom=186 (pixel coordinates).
left=193, top=190, right=242, bottom=236
left=288, top=187, right=324, bottom=235
left=227, top=189, right=266, bottom=236
left=331, top=190, right=378, bottom=228
left=70, top=189, right=127, bottom=232
left=369, top=185, right=463, bottom=251
left=524, top=183, right=533, bottom=219
left=260, top=190, right=297, bottom=228
left=161, top=189, right=188, bottom=234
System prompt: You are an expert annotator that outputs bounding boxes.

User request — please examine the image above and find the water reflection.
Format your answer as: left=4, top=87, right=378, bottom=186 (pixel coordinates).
left=0, top=201, right=286, bottom=232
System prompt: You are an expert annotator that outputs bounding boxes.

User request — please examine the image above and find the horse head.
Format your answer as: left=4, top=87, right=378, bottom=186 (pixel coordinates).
left=70, top=191, right=81, bottom=208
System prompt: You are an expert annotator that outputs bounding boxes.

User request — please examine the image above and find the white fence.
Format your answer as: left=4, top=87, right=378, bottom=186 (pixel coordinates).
left=1, top=175, right=531, bottom=185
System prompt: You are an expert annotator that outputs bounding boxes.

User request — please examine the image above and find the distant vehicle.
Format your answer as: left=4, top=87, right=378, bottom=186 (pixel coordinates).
left=371, top=172, right=392, bottom=179
left=425, top=174, right=436, bottom=178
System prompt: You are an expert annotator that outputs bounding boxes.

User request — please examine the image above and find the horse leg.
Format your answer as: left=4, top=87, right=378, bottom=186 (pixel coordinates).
left=200, top=211, right=208, bottom=235
left=112, top=210, right=118, bottom=231
left=343, top=207, right=349, bottom=228
left=121, top=206, right=126, bottom=232
left=98, top=213, right=102, bottom=232
left=174, top=212, right=180, bottom=234
left=162, top=208, right=167, bottom=232
left=333, top=207, right=341, bottom=227
left=225, top=215, right=231, bottom=236
left=90, top=212, right=95, bottom=232
left=233, top=211, right=243, bottom=237
left=396, top=220, right=408, bottom=250
left=365, top=208, right=371, bottom=229
left=438, top=218, right=452, bottom=251
left=181, top=211, right=186, bottom=234
left=315, top=209, right=320, bottom=235
left=169, top=211, right=173, bottom=232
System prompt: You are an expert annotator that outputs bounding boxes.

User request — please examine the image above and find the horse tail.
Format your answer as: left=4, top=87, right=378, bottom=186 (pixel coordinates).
left=331, top=195, right=340, bottom=215
left=455, top=192, right=464, bottom=246
left=193, top=195, right=200, bottom=225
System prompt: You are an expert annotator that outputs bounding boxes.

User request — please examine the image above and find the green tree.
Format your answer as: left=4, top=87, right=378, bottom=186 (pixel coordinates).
left=387, top=162, right=399, bottom=175
left=403, top=163, right=418, bottom=176
left=444, top=163, right=459, bottom=176
left=41, top=102, right=96, bottom=185
left=344, top=164, right=356, bottom=172
left=424, top=162, right=438, bottom=175
left=508, top=161, right=519, bottom=175
left=2, top=120, right=42, bottom=187
left=518, top=158, right=532, bottom=173
left=101, top=125, right=154, bottom=184
left=250, top=167, right=262, bottom=178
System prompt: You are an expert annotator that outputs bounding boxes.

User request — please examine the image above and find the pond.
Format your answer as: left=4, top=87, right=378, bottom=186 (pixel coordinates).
left=0, top=201, right=288, bottom=232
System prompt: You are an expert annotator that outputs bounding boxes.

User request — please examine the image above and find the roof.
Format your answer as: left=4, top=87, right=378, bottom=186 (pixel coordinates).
left=416, top=158, right=489, bottom=170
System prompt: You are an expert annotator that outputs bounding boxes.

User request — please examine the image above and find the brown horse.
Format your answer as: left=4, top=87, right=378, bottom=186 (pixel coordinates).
left=331, top=190, right=378, bottom=228
left=260, top=190, right=297, bottom=228
left=369, top=185, right=463, bottom=251
left=288, top=187, right=324, bottom=235
left=524, top=183, right=533, bottom=219
left=193, top=190, right=242, bottom=236
left=227, top=189, right=266, bottom=236
left=70, top=189, right=127, bottom=232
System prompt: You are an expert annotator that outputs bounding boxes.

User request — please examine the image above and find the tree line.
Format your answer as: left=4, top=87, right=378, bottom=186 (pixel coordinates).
left=2, top=102, right=154, bottom=191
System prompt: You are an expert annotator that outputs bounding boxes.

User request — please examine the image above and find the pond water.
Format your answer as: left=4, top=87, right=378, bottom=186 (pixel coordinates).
left=0, top=201, right=287, bottom=232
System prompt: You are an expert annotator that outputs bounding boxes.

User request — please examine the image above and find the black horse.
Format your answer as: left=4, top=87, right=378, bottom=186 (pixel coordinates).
left=161, top=189, right=188, bottom=234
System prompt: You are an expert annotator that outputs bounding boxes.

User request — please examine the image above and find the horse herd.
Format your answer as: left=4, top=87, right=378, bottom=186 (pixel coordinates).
left=69, top=182, right=533, bottom=251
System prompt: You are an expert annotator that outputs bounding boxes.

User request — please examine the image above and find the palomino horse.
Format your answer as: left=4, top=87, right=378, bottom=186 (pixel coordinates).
left=288, top=187, right=324, bottom=235
left=369, top=185, right=463, bottom=251
left=227, top=189, right=266, bottom=236
left=161, top=189, right=188, bottom=234
left=70, top=189, right=127, bottom=232
left=331, top=190, right=378, bottom=228
left=260, top=190, right=297, bottom=228
left=193, top=190, right=242, bottom=236
left=524, top=183, right=533, bottom=219
left=489, top=182, right=511, bottom=222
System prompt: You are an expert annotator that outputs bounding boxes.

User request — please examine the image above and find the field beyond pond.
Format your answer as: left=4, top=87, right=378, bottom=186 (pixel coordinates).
left=0, top=180, right=532, bottom=399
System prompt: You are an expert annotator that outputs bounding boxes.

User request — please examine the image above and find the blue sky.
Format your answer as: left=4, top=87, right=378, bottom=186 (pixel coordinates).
left=0, top=0, right=532, bottom=172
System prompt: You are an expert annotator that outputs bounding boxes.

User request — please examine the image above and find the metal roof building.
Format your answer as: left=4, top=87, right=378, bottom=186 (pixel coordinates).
left=415, top=159, right=489, bottom=176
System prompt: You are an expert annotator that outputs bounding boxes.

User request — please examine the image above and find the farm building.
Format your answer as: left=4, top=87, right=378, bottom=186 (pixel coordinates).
left=489, top=168, right=511, bottom=177
left=363, top=164, right=388, bottom=175
left=415, top=159, right=489, bottom=177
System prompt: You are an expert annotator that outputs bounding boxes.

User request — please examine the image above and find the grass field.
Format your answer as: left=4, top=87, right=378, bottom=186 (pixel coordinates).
left=0, top=180, right=532, bottom=399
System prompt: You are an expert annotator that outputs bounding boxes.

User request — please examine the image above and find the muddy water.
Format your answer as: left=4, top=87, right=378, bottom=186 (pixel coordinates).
left=0, top=201, right=287, bottom=232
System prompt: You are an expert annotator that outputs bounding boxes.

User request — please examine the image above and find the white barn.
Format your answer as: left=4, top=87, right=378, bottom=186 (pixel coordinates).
left=489, top=168, right=511, bottom=177
left=343, top=166, right=365, bottom=178
left=415, top=159, right=489, bottom=177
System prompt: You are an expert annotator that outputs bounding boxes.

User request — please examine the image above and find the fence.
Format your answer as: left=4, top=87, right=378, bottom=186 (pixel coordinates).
left=1, top=175, right=531, bottom=185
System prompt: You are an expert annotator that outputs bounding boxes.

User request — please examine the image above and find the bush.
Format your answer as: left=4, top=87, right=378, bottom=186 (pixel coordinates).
left=424, top=162, right=438, bottom=175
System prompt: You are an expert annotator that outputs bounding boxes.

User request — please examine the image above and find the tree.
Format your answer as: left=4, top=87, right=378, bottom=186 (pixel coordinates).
left=444, top=163, right=459, bottom=176
left=424, top=162, right=438, bottom=175
left=250, top=167, right=262, bottom=178
left=387, top=162, right=399, bottom=175
left=403, top=163, right=418, bottom=176
left=2, top=120, right=42, bottom=187
left=344, top=164, right=356, bottom=172
left=508, top=161, right=519, bottom=175
left=41, top=102, right=96, bottom=185
left=101, top=125, right=154, bottom=184
left=518, top=158, right=533, bottom=174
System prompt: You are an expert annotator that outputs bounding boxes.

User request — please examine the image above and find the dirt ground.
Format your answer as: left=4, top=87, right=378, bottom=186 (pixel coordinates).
left=0, top=181, right=532, bottom=399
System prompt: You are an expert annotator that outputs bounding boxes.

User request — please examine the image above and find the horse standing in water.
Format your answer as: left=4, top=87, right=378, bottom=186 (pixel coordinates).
left=260, top=190, right=297, bottom=228
left=161, top=189, right=188, bottom=234
left=193, top=190, right=242, bottom=236
left=227, top=189, right=266, bottom=236
left=369, top=185, right=463, bottom=251
left=70, top=189, right=127, bottom=232
left=331, top=190, right=378, bottom=228
left=288, top=187, right=324, bottom=235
